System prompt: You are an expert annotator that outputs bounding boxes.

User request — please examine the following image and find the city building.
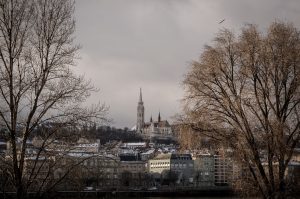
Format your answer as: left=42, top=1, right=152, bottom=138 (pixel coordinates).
left=214, top=153, right=233, bottom=186
left=119, top=153, right=147, bottom=187
left=291, top=148, right=300, bottom=162
left=24, top=156, right=53, bottom=190
left=73, top=138, right=101, bottom=153
left=95, top=154, right=120, bottom=188
left=148, top=153, right=172, bottom=178
left=54, top=152, right=120, bottom=189
left=141, top=149, right=156, bottom=161
left=194, top=154, right=215, bottom=186
left=170, top=154, right=194, bottom=184
left=121, top=142, right=147, bottom=150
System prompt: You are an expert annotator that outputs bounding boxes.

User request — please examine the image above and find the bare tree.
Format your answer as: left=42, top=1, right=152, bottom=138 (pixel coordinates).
left=0, top=0, right=107, bottom=198
left=183, top=22, right=300, bottom=199
left=176, top=124, right=201, bottom=151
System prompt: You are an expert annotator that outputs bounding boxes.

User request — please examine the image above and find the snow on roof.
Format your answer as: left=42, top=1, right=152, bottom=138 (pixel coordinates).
left=76, top=143, right=99, bottom=148
left=100, top=154, right=118, bottom=159
left=124, top=142, right=146, bottom=146
left=119, top=149, right=136, bottom=154
left=289, top=161, right=300, bottom=166
left=66, top=152, right=94, bottom=158
left=294, top=148, right=300, bottom=152
left=131, top=125, right=136, bottom=131
left=141, top=149, right=155, bottom=155
left=197, top=153, right=212, bottom=156
left=25, top=156, right=46, bottom=160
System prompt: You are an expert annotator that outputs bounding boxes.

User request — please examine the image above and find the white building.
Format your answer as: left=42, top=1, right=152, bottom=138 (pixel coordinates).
left=148, top=153, right=172, bottom=177
left=121, top=142, right=147, bottom=149
left=135, top=89, right=174, bottom=139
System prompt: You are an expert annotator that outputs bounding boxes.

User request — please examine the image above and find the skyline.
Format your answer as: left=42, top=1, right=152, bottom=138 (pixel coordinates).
left=73, top=0, right=300, bottom=128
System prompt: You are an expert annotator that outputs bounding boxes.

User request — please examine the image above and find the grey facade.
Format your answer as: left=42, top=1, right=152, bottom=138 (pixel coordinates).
left=214, top=154, right=233, bottom=186
left=194, top=154, right=215, bottom=186
left=170, top=154, right=194, bottom=184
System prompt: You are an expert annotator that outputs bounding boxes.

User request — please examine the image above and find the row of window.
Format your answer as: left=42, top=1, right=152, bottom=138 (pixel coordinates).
left=150, top=166, right=169, bottom=169
left=150, top=163, right=194, bottom=169
left=150, top=162, right=169, bottom=165
left=99, top=174, right=118, bottom=179
left=83, top=160, right=117, bottom=167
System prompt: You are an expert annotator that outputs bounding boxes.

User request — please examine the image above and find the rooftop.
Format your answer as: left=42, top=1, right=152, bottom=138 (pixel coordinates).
left=153, top=153, right=172, bottom=160
left=171, top=154, right=192, bottom=160
left=119, top=153, right=141, bottom=161
left=141, top=149, right=155, bottom=155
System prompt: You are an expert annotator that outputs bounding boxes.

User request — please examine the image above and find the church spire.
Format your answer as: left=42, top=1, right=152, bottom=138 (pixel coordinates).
left=150, top=115, right=153, bottom=123
left=136, top=88, right=144, bottom=133
left=139, top=88, right=142, bottom=102
left=158, top=111, right=161, bottom=122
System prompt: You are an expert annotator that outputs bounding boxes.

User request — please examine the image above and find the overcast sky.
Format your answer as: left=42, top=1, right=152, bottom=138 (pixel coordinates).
left=74, top=0, right=300, bottom=128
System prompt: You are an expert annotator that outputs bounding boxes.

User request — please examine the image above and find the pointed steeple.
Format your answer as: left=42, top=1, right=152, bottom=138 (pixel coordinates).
left=136, top=88, right=144, bottom=133
left=139, top=88, right=142, bottom=102
left=150, top=115, right=153, bottom=123
left=158, top=111, right=161, bottom=122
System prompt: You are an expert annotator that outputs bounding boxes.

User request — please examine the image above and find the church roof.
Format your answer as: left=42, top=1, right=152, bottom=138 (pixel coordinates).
left=144, top=120, right=171, bottom=128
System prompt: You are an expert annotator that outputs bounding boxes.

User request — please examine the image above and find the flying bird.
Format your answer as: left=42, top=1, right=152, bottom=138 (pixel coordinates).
left=219, top=19, right=225, bottom=24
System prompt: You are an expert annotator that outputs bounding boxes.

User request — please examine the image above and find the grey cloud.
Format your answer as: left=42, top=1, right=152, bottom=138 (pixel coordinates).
left=74, top=0, right=300, bottom=128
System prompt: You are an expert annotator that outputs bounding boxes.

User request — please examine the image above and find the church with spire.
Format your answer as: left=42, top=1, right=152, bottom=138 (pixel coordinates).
left=136, top=89, right=173, bottom=139
left=136, top=88, right=144, bottom=133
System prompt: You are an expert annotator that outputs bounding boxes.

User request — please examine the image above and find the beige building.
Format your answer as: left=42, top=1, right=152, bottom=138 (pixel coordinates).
left=148, top=153, right=172, bottom=176
left=94, top=155, right=120, bottom=188
left=291, top=148, right=300, bottom=162
left=119, top=160, right=146, bottom=175
left=24, top=156, right=53, bottom=183
left=119, top=153, right=147, bottom=187
left=54, top=153, right=120, bottom=189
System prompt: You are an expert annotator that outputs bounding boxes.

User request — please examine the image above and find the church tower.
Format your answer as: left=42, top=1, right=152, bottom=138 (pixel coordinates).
left=158, top=111, right=161, bottom=122
left=136, top=88, right=144, bottom=133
